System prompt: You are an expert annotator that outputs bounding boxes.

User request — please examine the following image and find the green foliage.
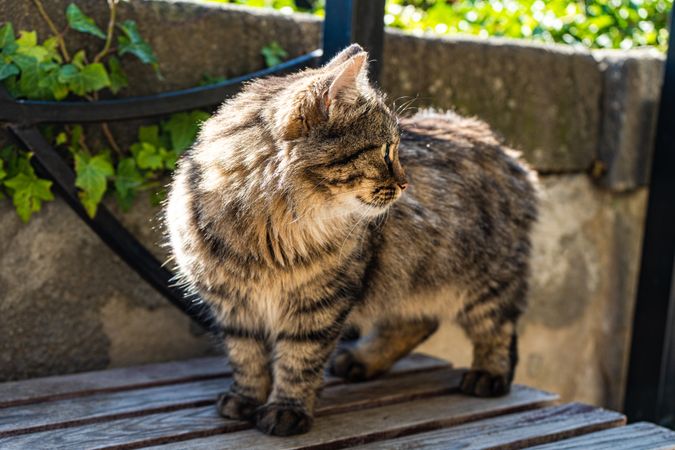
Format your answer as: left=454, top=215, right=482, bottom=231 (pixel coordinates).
left=58, top=61, right=111, bottom=96
left=0, top=147, right=54, bottom=222
left=117, top=20, right=159, bottom=70
left=107, top=56, right=128, bottom=93
left=385, top=0, right=672, bottom=51
left=215, top=0, right=671, bottom=51
left=66, top=3, right=106, bottom=39
left=0, top=1, right=184, bottom=221
left=114, top=158, right=144, bottom=210
left=74, top=151, right=114, bottom=217
left=261, top=41, right=289, bottom=67
left=164, top=111, right=211, bottom=152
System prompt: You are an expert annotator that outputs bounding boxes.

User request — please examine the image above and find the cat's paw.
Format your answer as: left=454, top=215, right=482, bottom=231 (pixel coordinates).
left=459, top=369, right=511, bottom=397
left=329, top=348, right=377, bottom=382
left=255, top=403, right=313, bottom=436
left=216, top=391, right=260, bottom=421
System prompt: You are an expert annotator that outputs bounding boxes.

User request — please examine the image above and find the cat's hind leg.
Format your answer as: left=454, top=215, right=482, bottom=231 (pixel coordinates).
left=329, top=317, right=438, bottom=382
left=457, top=279, right=525, bottom=397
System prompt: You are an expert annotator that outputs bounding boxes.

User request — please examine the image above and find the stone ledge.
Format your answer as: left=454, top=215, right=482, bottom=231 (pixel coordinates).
left=1, top=0, right=664, bottom=188
left=381, top=30, right=603, bottom=173
left=594, top=48, right=664, bottom=191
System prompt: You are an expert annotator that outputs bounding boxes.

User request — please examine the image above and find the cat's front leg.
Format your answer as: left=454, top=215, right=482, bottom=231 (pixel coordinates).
left=217, top=332, right=272, bottom=422
left=255, top=317, right=348, bottom=436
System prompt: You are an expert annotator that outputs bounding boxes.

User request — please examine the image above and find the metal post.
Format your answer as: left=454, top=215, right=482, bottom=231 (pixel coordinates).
left=322, top=0, right=353, bottom=64
left=321, top=0, right=386, bottom=83
left=624, top=6, right=675, bottom=428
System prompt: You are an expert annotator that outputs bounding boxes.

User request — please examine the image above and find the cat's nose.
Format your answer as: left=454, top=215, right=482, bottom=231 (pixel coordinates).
left=398, top=182, right=408, bottom=191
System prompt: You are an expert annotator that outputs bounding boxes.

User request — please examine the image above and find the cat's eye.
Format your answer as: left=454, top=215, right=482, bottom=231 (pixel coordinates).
left=382, top=143, right=391, bottom=165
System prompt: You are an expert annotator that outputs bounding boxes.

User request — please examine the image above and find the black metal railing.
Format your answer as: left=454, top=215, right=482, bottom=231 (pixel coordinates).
left=624, top=6, right=675, bottom=429
left=0, top=0, right=385, bottom=333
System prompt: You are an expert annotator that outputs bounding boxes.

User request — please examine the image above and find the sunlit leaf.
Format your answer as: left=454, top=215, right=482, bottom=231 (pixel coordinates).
left=117, top=20, right=158, bottom=66
left=66, top=3, right=106, bottom=39
left=3, top=155, right=53, bottom=222
left=74, top=152, right=114, bottom=217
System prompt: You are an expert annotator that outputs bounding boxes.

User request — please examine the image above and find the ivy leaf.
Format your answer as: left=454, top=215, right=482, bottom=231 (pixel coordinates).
left=138, top=125, right=160, bottom=147
left=163, top=111, right=209, bottom=153
left=0, top=159, right=6, bottom=181
left=0, top=22, right=17, bottom=54
left=15, top=30, right=48, bottom=61
left=58, top=63, right=78, bottom=82
left=160, top=148, right=179, bottom=170
left=11, top=54, right=43, bottom=98
left=117, top=20, right=158, bottom=66
left=55, top=132, right=68, bottom=146
left=107, top=56, right=127, bottom=94
left=42, top=36, right=62, bottom=63
left=75, top=152, right=114, bottom=217
left=261, top=41, right=288, bottom=68
left=0, top=60, right=19, bottom=80
left=114, top=158, right=143, bottom=211
left=135, top=142, right=163, bottom=170
left=15, top=30, right=37, bottom=48
left=71, top=49, right=87, bottom=69
left=78, top=62, right=110, bottom=92
left=66, top=4, right=106, bottom=39
left=3, top=159, right=54, bottom=223
left=38, top=61, right=68, bottom=100
left=63, top=63, right=111, bottom=96
left=0, top=145, right=20, bottom=178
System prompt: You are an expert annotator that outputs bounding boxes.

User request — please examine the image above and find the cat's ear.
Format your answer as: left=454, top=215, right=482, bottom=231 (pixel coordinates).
left=324, top=51, right=368, bottom=107
left=276, top=51, right=368, bottom=141
left=322, top=44, right=365, bottom=71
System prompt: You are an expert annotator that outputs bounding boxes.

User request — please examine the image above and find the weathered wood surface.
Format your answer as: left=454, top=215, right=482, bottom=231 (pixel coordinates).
left=145, top=387, right=557, bottom=450
left=0, top=353, right=673, bottom=450
left=530, top=422, right=675, bottom=450
left=0, top=357, right=230, bottom=408
left=0, top=364, right=455, bottom=437
left=0, top=353, right=444, bottom=410
left=350, top=403, right=625, bottom=449
left=0, top=368, right=489, bottom=449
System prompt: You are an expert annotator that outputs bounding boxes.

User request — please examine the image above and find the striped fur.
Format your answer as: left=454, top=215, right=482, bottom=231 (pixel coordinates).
left=164, top=44, right=538, bottom=436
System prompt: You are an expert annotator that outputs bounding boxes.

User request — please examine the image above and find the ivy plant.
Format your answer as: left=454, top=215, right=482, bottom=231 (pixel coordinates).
left=1, top=0, right=290, bottom=223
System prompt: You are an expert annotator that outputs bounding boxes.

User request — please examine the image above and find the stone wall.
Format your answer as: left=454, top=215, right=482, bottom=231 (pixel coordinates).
left=0, top=0, right=664, bottom=411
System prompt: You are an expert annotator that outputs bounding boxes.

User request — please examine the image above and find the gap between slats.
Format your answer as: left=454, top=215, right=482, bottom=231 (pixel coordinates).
left=348, top=403, right=626, bottom=450
left=0, top=357, right=451, bottom=437
left=0, top=358, right=231, bottom=409
left=0, top=354, right=446, bottom=409
left=122, top=387, right=558, bottom=450
left=0, top=374, right=558, bottom=449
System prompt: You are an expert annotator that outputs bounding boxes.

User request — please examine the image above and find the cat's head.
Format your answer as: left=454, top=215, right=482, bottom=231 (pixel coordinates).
left=274, top=44, right=407, bottom=218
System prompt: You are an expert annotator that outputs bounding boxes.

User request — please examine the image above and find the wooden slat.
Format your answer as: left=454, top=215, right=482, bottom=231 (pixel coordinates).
left=0, top=357, right=230, bottom=408
left=529, top=422, right=675, bottom=450
left=142, top=386, right=558, bottom=450
left=0, top=362, right=454, bottom=437
left=350, top=403, right=625, bottom=449
left=0, top=368, right=470, bottom=448
left=0, top=353, right=445, bottom=410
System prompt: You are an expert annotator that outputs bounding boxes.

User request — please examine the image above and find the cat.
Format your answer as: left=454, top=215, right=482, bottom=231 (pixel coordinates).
left=164, top=44, right=538, bottom=436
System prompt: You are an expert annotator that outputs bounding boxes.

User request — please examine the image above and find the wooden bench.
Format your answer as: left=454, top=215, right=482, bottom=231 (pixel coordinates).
left=1, top=354, right=673, bottom=449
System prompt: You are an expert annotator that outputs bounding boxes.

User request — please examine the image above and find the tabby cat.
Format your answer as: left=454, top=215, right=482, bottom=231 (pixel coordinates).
left=164, top=44, right=538, bottom=436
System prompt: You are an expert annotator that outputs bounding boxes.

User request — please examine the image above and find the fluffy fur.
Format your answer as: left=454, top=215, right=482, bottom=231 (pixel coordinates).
left=164, top=44, right=538, bottom=436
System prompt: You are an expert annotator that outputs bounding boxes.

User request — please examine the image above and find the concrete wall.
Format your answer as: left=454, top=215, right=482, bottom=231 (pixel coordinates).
left=0, top=0, right=664, bottom=410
